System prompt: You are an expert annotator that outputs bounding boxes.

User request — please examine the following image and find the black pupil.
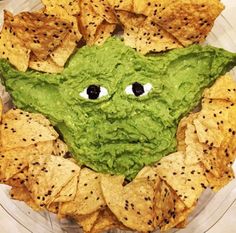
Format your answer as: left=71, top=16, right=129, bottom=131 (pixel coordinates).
left=87, top=85, right=101, bottom=99
left=132, top=82, right=145, bottom=96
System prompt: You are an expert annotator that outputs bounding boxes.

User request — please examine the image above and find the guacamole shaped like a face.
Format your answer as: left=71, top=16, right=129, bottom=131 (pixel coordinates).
left=1, top=38, right=236, bottom=179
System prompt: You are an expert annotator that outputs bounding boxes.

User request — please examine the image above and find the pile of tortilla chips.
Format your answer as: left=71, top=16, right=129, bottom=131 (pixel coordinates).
left=0, top=74, right=235, bottom=233
left=0, top=0, right=224, bottom=72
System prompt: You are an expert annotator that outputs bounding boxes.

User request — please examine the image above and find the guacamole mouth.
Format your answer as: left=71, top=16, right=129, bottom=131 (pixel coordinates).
left=1, top=38, right=236, bottom=179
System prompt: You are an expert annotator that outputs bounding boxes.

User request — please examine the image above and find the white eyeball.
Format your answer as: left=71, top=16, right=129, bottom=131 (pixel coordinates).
left=125, top=82, right=153, bottom=97
left=80, top=85, right=108, bottom=100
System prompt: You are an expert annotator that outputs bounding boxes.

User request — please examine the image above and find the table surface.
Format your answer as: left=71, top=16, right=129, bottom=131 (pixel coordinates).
left=0, top=0, right=236, bottom=233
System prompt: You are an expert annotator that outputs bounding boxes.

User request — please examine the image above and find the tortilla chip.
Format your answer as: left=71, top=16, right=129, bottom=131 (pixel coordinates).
left=116, top=11, right=146, bottom=48
left=53, top=139, right=68, bottom=157
left=0, top=152, right=29, bottom=181
left=112, top=0, right=133, bottom=11
left=0, top=109, right=58, bottom=150
left=154, top=180, right=192, bottom=231
left=25, top=154, right=80, bottom=208
left=185, top=123, right=204, bottom=165
left=204, top=166, right=235, bottom=192
left=5, top=11, right=71, bottom=60
left=0, top=13, right=30, bottom=71
left=47, top=202, right=60, bottom=214
left=203, top=74, right=236, bottom=103
left=94, top=21, right=116, bottom=45
left=101, top=174, right=155, bottom=232
left=42, top=0, right=80, bottom=15
left=136, top=18, right=182, bottom=54
left=78, top=0, right=104, bottom=45
left=50, top=32, right=77, bottom=67
left=155, top=0, right=224, bottom=46
left=154, top=152, right=208, bottom=208
left=29, top=55, right=64, bottom=73
left=133, top=0, right=175, bottom=16
left=90, top=208, right=126, bottom=233
left=194, top=99, right=236, bottom=148
left=177, top=113, right=198, bottom=152
left=53, top=175, right=78, bottom=203
left=10, top=185, right=40, bottom=211
left=75, top=211, right=100, bottom=232
left=90, top=0, right=118, bottom=24
left=59, top=168, right=106, bottom=216
left=42, top=0, right=82, bottom=41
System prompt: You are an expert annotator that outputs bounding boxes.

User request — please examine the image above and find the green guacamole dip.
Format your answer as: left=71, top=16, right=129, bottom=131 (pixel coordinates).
left=1, top=38, right=236, bottom=179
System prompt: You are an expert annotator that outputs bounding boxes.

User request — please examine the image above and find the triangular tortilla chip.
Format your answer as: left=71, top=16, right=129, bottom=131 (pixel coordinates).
left=10, top=185, right=40, bottom=211
left=0, top=13, right=30, bottom=71
left=194, top=99, right=236, bottom=147
left=59, top=168, right=106, bottom=216
left=136, top=18, right=182, bottom=54
left=94, top=21, right=116, bottom=45
left=116, top=11, right=146, bottom=48
left=5, top=11, right=71, bottom=60
left=133, top=0, right=175, bottom=16
left=112, top=0, right=133, bottom=11
left=155, top=0, right=224, bottom=46
left=29, top=55, right=64, bottom=73
left=25, top=154, right=80, bottom=208
left=90, top=208, right=127, bottom=233
left=154, top=180, right=192, bottom=231
left=50, top=32, right=77, bottom=67
left=101, top=174, right=155, bottom=232
left=74, top=211, right=100, bottom=233
left=78, top=0, right=104, bottom=45
left=90, top=0, right=118, bottom=24
left=203, top=74, right=236, bottom=103
left=154, top=152, right=208, bottom=208
left=0, top=109, right=58, bottom=150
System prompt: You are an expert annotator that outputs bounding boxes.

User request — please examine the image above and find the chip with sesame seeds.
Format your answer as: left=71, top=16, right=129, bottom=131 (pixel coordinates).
left=154, top=0, right=224, bottom=46
left=136, top=18, right=182, bottom=54
left=116, top=10, right=146, bottom=48
left=177, top=113, right=198, bottom=152
left=4, top=10, right=72, bottom=60
left=0, top=152, right=29, bottom=181
left=154, top=180, right=193, bottom=231
left=53, top=139, right=69, bottom=157
left=0, top=109, right=58, bottom=150
left=74, top=210, right=101, bottom=233
left=77, top=0, right=105, bottom=45
left=154, top=152, right=208, bottom=208
left=90, top=208, right=128, bottom=233
left=194, top=99, right=236, bottom=148
left=10, top=185, right=41, bottom=211
left=29, top=55, right=64, bottom=74
left=59, top=168, right=106, bottom=216
left=100, top=174, right=155, bottom=232
left=94, top=21, right=116, bottom=45
left=90, top=0, right=118, bottom=24
left=0, top=12, right=30, bottom=72
left=49, top=31, right=77, bottom=67
left=203, top=74, right=236, bottom=103
left=112, top=0, right=133, bottom=11
left=25, top=154, right=80, bottom=208
left=42, top=0, right=82, bottom=41
left=133, top=0, right=175, bottom=17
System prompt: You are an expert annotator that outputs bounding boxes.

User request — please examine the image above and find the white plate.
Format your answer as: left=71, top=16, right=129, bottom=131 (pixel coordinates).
left=0, top=1, right=236, bottom=232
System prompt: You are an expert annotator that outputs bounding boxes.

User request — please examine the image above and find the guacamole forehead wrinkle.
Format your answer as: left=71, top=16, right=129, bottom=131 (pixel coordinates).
left=1, top=38, right=236, bottom=179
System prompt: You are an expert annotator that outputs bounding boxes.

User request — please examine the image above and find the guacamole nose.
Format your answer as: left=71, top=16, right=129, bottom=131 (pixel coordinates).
left=101, top=98, right=132, bottom=119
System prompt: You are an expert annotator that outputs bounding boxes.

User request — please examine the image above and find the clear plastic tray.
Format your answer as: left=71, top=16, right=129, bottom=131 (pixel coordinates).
left=0, top=1, right=236, bottom=232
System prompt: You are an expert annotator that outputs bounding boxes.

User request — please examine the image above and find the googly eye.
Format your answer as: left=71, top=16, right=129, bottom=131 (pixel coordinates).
left=125, top=82, right=153, bottom=97
left=80, top=85, right=108, bottom=100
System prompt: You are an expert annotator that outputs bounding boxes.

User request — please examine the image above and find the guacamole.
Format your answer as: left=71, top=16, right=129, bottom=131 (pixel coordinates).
left=1, top=38, right=236, bottom=179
